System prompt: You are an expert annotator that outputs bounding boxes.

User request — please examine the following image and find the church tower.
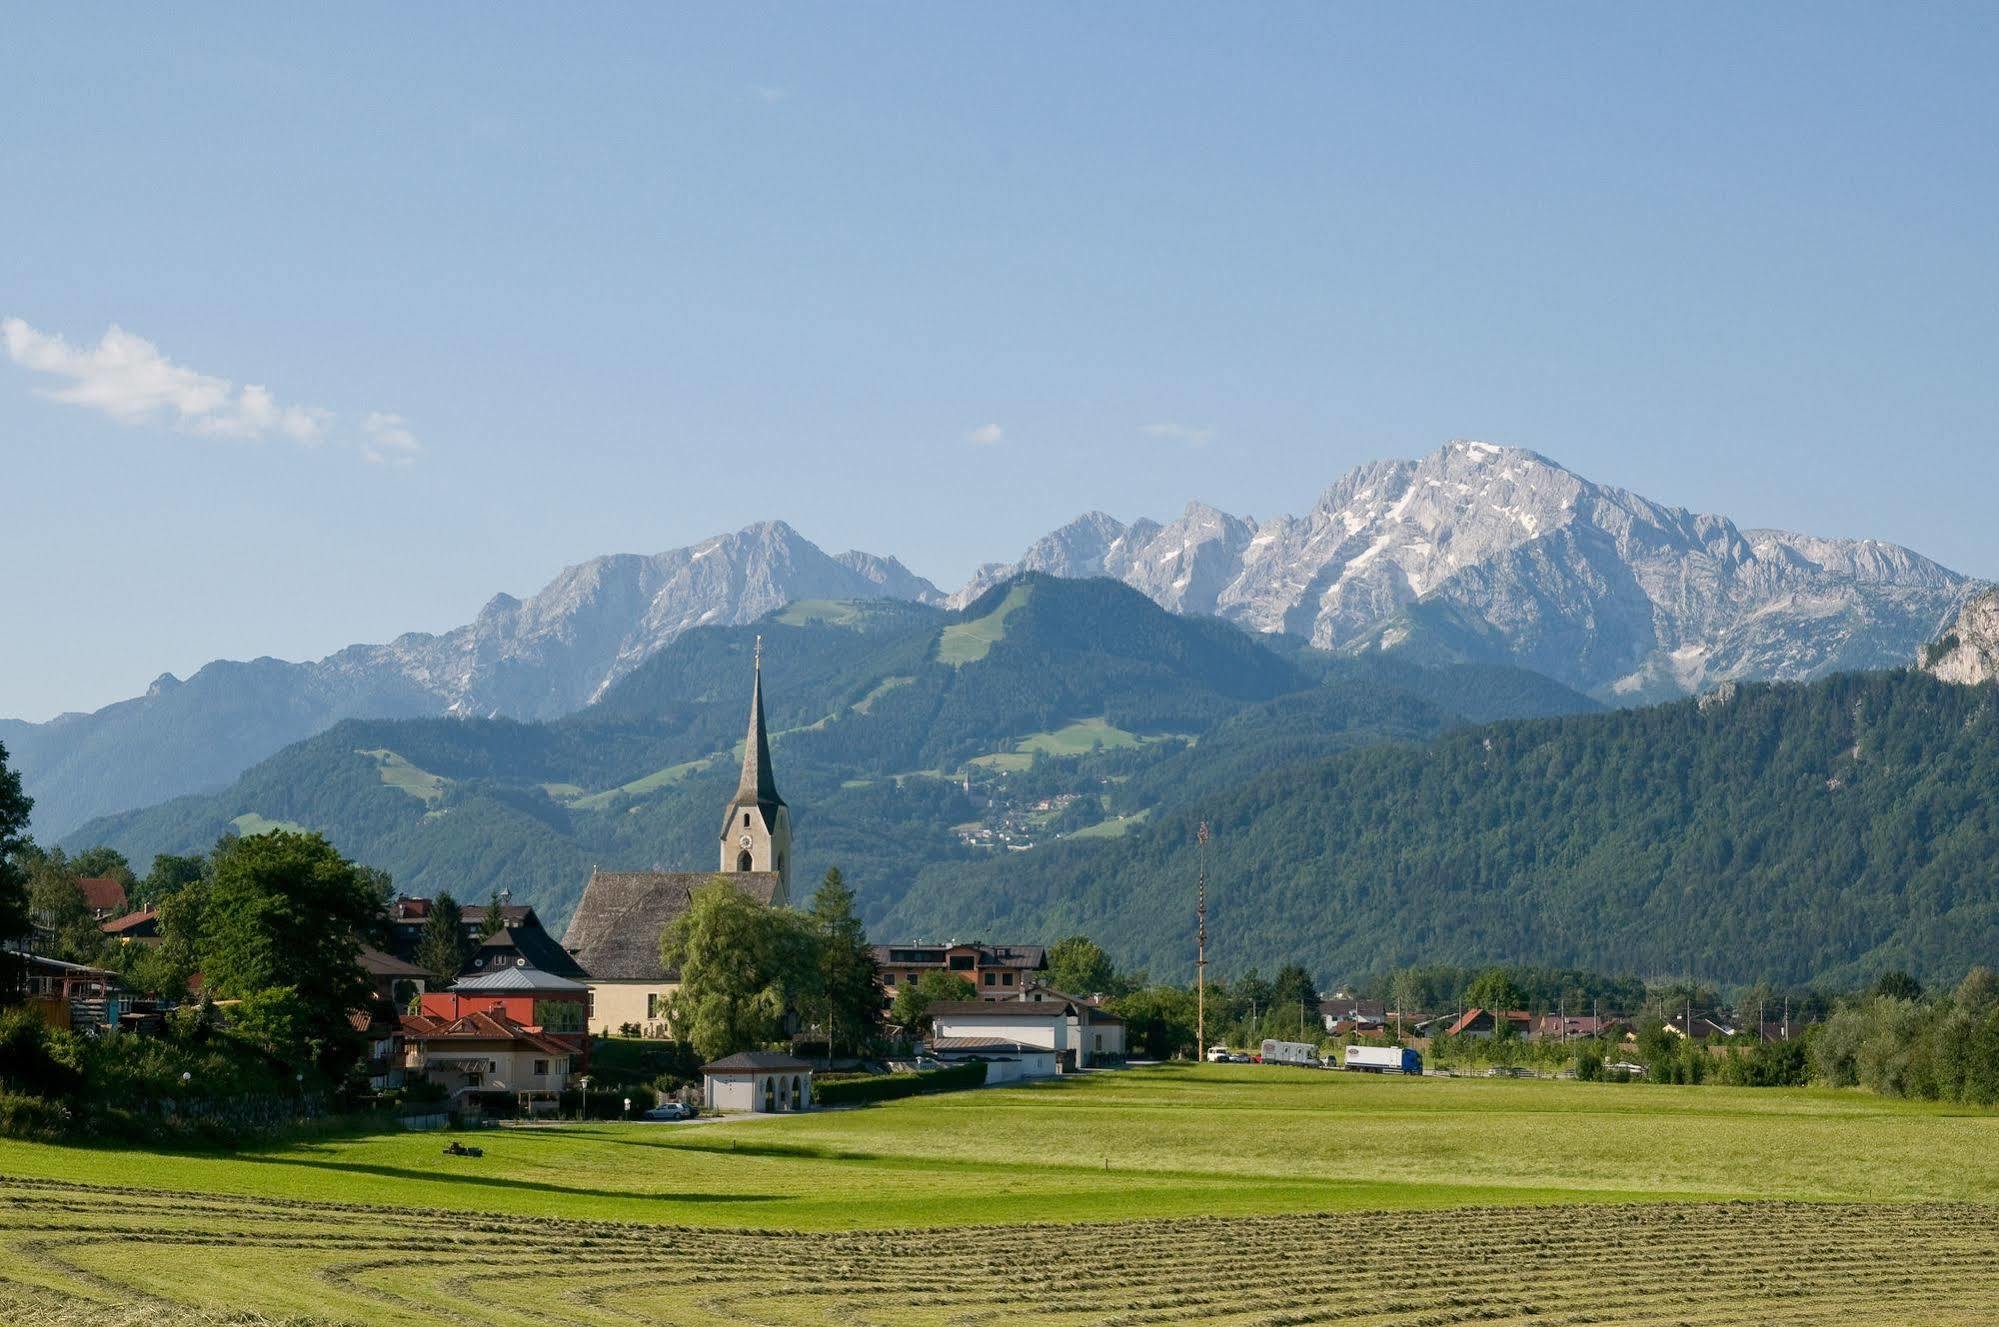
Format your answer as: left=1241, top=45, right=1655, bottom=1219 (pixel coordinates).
left=719, top=637, right=791, bottom=905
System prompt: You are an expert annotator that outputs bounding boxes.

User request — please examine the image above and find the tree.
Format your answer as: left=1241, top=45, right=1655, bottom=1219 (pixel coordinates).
left=1109, top=985, right=1201, bottom=1059
left=479, top=893, right=507, bottom=940
left=66, top=846, right=134, bottom=888
left=890, top=971, right=976, bottom=1033
left=25, top=851, right=102, bottom=965
left=1871, top=971, right=1924, bottom=1003
left=1271, top=963, right=1320, bottom=1034
left=808, top=868, right=882, bottom=1058
left=1465, top=968, right=1526, bottom=1015
left=415, top=892, right=471, bottom=985
left=137, top=852, right=205, bottom=909
left=0, top=744, right=32, bottom=986
left=661, top=880, right=818, bottom=1061
left=200, top=831, right=388, bottom=1075
left=1047, top=935, right=1118, bottom=996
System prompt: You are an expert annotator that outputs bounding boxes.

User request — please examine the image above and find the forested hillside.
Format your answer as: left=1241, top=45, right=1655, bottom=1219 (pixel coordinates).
left=63, top=576, right=1587, bottom=932
left=883, top=670, right=1999, bottom=988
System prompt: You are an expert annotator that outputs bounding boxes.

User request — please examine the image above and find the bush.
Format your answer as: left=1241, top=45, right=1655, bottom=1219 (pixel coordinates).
left=0, top=1007, right=84, bottom=1103
left=0, top=1089, right=70, bottom=1141
left=813, top=1062, right=986, bottom=1106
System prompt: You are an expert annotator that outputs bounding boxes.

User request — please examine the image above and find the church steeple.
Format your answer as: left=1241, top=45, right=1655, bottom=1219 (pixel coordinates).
left=735, top=636, right=784, bottom=809
left=719, top=636, right=792, bottom=903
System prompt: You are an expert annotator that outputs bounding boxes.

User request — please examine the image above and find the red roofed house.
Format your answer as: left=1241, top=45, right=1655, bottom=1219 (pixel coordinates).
left=399, top=1009, right=575, bottom=1112
left=101, top=907, right=162, bottom=946
left=1445, top=1008, right=1534, bottom=1039
left=75, top=877, right=129, bottom=922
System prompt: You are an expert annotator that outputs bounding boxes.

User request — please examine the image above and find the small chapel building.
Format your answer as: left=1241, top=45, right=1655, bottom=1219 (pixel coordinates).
left=562, top=644, right=792, bottom=1037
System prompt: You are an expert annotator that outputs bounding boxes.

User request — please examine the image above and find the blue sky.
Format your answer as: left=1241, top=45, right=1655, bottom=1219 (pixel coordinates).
left=3, top=6, right=1995, bottom=720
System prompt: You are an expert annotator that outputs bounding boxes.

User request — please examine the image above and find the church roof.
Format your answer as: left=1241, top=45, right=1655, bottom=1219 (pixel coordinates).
left=560, top=869, right=784, bottom=983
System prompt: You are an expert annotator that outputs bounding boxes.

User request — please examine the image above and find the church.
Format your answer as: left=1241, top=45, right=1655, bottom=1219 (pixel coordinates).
left=562, top=642, right=794, bottom=1037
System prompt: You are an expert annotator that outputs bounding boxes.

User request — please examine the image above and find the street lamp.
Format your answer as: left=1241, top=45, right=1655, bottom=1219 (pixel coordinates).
left=577, top=1075, right=590, bottom=1122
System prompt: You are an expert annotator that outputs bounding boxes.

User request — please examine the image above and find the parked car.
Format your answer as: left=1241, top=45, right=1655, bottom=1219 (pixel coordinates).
left=642, top=1101, right=697, bottom=1121
left=1206, top=1045, right=1233, bottom=1063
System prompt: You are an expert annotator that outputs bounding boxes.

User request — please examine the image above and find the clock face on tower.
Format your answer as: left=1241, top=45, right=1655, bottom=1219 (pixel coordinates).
left=738, top=833, right=754, bottom=850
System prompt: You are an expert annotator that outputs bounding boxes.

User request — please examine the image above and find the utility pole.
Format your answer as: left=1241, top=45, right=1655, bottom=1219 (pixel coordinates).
left=1196, top=820, right=1209, bottom=1060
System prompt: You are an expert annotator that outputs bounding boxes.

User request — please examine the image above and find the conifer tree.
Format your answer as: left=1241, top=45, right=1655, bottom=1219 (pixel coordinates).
left=416, top=891, right=470, bottom=985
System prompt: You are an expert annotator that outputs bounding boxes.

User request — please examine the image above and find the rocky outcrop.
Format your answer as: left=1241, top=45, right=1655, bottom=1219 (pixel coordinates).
left=1919, top=588, right=1999, bottom=686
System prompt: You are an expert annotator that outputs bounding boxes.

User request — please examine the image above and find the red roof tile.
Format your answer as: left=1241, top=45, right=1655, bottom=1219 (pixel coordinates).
left=76, top=877, right=129, bottom=914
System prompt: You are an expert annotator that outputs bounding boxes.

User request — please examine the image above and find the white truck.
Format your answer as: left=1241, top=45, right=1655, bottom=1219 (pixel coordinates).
left=1259, top=1039, right=1321, bottom=1066
left=1343, top=1045, right=1423, bottom=1074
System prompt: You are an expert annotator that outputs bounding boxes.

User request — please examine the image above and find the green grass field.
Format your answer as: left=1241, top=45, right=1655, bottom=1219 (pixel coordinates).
left=226, top=812, right=308, bottom=837
left=358, top=748, right=448, bottom=804
left=936, top=582, right=1030, bottom=665
left=10, top=1066, right=1998, bottom=1325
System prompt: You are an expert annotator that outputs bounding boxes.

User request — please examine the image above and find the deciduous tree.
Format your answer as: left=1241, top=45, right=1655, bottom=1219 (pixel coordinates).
left=661, top=880, right=818, bottom=1061
left=201, top=831, right=388, bottom=1075
left=1047, top=935, right=1118, bottom=996
left=890, top=971, right=975, bottom=1033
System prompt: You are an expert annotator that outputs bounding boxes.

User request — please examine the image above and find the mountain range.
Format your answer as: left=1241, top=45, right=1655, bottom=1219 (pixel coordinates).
left=6, top=441, right=1978, bottom=840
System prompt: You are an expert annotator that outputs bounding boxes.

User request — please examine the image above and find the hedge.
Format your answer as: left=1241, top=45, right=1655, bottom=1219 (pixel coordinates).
left=812, top=1062, right=987, bottom=1106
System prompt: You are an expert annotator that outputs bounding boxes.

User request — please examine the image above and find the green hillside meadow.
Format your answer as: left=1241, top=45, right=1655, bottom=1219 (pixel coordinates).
left=7, top=1067, right=1999, bottom=1325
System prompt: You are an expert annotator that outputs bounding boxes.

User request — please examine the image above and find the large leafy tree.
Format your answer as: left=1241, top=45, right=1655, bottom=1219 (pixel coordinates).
left=661, top=880, right=818, bottom=1061
left=889, top=971, right=975, bottom=1032
left=808, top=868, right=882, bottom=1057
left=24, top=849, right=103, bottom=964
left=137, top=852, right=205, bottom=909
left=1046, top=934, right=1118, bottom=996
left=201, top=831, right=389, bottom=1075
left=0, top=743, right=32, bottom=975
left=415, top=891, right=471, bottom=985
left=1109, top=985, right=1201, bottom=1059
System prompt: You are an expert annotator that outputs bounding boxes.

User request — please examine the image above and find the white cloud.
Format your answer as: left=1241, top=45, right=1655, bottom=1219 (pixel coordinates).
left=361, top=411, right=420, bottom=466
left=2, top=317, right=413, bottom=463
left=966, top=423, right=1005, bottom=446
left=750, top=85, right=787, bottom=104
left=1140, top=422, right=1214, bottom=447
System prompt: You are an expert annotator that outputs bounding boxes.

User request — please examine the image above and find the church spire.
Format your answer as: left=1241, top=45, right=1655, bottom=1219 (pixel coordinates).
left=735, top=635, right=784, bottom=808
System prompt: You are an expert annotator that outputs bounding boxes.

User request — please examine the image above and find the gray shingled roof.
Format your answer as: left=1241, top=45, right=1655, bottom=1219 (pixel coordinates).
left=561, top=869, right=783, bottom=982
left=450, top=965, right=589, bottom=993
left=701, top=1050, right=814, bottom=1073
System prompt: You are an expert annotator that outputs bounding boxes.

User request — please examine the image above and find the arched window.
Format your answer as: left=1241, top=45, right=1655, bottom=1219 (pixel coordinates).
left=762, top=1077, right=775, bottom=1112
left=791, top=1075, right=803, bottom=1110
left=743, top=811, right=751, bottom=828
left=737, top=850, right=754, bottom=871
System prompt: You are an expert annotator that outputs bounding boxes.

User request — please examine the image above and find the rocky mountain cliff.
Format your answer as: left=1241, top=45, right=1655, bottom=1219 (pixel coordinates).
left=1919, top=588, right=1999, bottom=686
left=958, top=441, right=1975, bottom=702
left=8, top=522, right=938, bottom=838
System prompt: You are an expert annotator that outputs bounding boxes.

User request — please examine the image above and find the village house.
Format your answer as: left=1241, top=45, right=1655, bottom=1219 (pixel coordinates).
left=100, top=907, right=161, bottom=946
left=20, top=954, right=128, bottom=1032
left=561, top=649, right=791, bottom=1037
left=927, top=993, right=1125, bottom=1070
left=873, top=941, right=1048, bottom=1010
left=420, top=965, right=591, bottom=1053
left=929, top=1036, right=1060, bottom=1082
left=700, top=1051, right=814, bottom=1113
left=399, top=1009, right=575, bottom=1112
left=74, top=876, right=129, bottom=922
left=387, top=894, right=542, bottom=966
left=1444, top=1008, right=1535, bottom=1039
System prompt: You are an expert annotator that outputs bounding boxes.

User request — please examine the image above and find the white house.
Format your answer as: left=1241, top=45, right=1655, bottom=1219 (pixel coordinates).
left=700, top=1051, right=814, bottom=1113
left=930, top=1036, right=1059, bottom=1082
left=927, top=1000, right=1093, bottom=1069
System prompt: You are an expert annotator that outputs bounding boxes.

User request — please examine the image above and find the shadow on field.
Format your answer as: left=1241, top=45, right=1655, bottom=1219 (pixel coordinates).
left=232, top=1154, right=779, bottom=1204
